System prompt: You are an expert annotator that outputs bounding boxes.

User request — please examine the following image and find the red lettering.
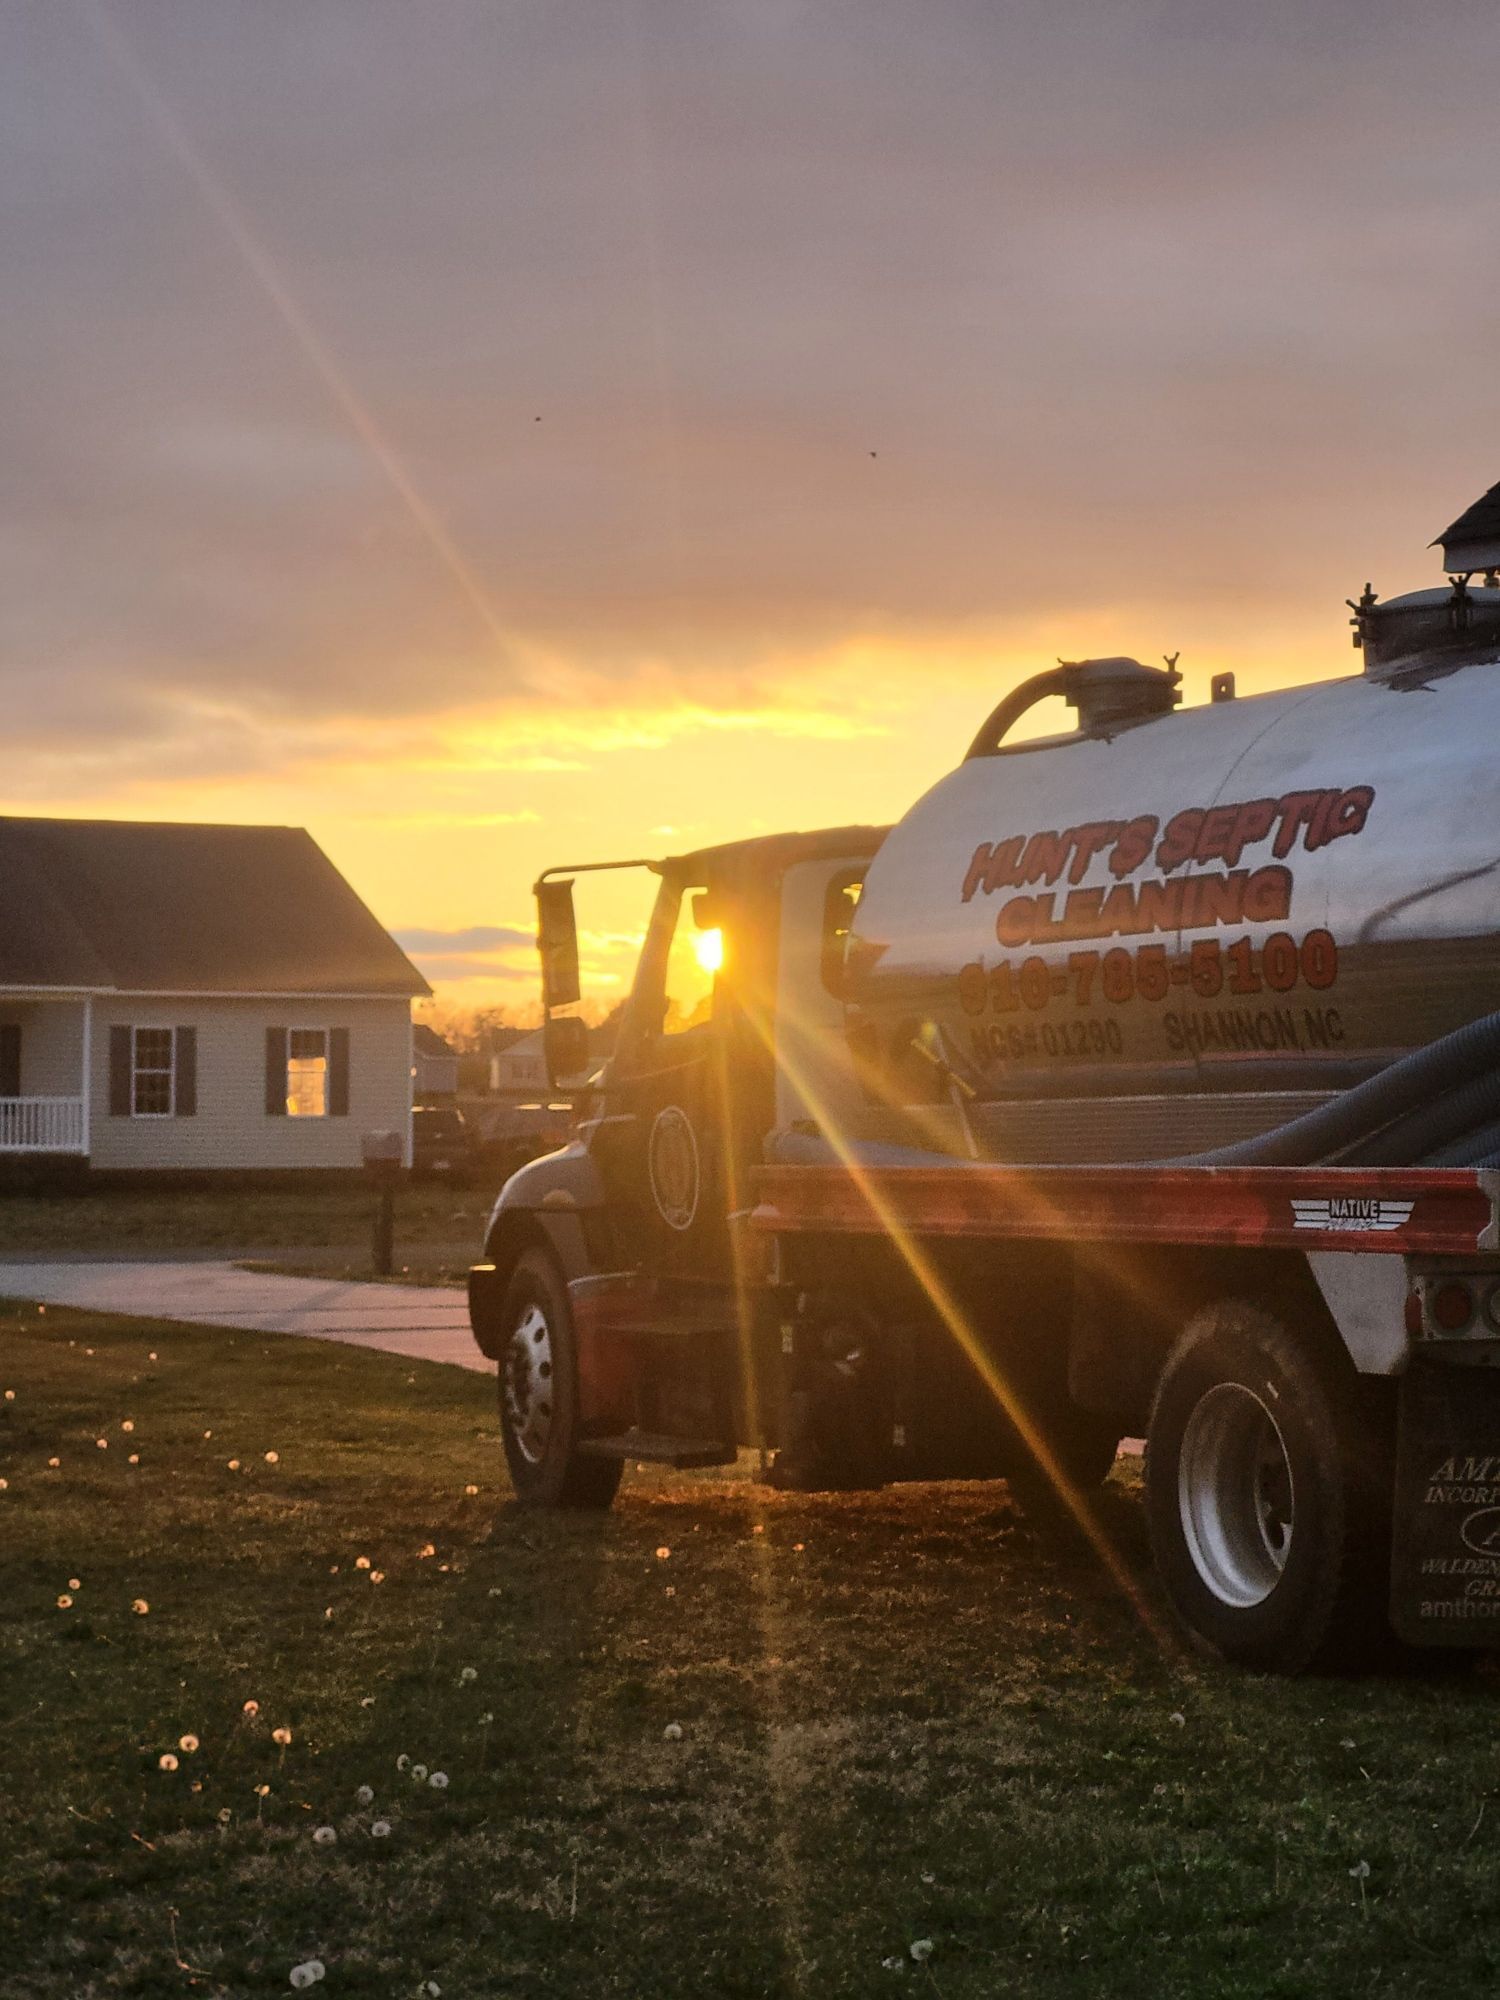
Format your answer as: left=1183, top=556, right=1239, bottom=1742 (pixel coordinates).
left=1134, top=878, right=1185, bottom=934
left=1271, top=791, right=1323, bottom=859
left=983, top=835, right=1026, bottom=892
left=1195, top=805, right=1239, bottom=865
left=1156, top=809, right=1203, bottom=873
left=1243, top=864, right=1293, bottom=923
left=961, top=844, right=992, bottom=902
left=1066, top=821, right=1123, bottom=884
left=1317, top=784, right=1375, bottom=848
left=996, top=896, right=1037, bottom=947
left=1223, top=798, right=1278, bottom=867
left=1109, top=814, right=1159, bottom=877
left=1018, top=831, right=1070, bottom=886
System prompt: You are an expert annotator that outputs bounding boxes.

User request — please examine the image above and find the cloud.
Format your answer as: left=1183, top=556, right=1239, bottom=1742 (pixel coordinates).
left=393, top=925, right=532, bottom=954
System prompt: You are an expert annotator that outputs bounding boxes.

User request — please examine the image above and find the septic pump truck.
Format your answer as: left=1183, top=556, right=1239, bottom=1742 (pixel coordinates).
left=470, top=493, right=1500, bottom=1675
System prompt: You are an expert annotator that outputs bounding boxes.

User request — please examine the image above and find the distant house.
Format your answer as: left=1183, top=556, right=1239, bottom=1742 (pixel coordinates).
left=411, top=1022, right=459, bottom=1100
left=0, top=817, right=429, bottom=1172
left=488, top=1027, right=549, bottom=1099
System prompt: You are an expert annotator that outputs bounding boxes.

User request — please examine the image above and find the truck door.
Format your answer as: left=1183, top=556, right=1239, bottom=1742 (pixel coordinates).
left=598, top=871, right=761, bottom=1281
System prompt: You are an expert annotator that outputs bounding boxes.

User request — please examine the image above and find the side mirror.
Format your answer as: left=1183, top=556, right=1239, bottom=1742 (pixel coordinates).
left=536, top=879, right=581, bottom=1008
left=544, top=1014, right=590, bottom=1090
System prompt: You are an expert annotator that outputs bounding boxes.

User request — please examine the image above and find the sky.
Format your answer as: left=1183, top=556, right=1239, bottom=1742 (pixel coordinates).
left=5, top=0, right=1500, bottom=1014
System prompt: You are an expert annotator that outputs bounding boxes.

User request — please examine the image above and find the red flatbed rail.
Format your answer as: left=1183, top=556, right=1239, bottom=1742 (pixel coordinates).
left=751, top=1163, right=1500, bottom=1258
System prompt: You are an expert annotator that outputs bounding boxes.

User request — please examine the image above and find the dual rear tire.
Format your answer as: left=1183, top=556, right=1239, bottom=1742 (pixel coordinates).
left=1146, top=1299, right=1390, bottom=1673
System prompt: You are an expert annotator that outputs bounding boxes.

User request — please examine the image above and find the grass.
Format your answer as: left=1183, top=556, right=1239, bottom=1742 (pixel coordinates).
left=0, top=1182, right=491, bottom=1271
left=2, top=1302, right=1499, bottom=1999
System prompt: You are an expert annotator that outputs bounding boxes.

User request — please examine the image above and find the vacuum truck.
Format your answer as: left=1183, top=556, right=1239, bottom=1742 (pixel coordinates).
left=469, top=484, right=1500, bottom=1672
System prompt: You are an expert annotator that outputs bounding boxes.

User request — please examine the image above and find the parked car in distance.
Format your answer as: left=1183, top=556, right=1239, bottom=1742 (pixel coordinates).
left=411, top=1103, right=478, bottom=1181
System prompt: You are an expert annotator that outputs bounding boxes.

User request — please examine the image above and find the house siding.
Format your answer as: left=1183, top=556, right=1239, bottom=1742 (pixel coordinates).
left=86, top=997, right=412, bottom=1171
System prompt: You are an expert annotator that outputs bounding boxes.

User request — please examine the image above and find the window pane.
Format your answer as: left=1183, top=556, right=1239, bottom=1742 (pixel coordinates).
left=135, top=1028, right=173, bottom=1069
left=287, top=1051, right=327, bottom=1117
left=132, top=1027, right=174, bottom=1115
left=289, top=1029, right=325, bottom=1060
left=661, top=897, right=716, bottom=1037
left=133, top=1071, right=171, bottom=1116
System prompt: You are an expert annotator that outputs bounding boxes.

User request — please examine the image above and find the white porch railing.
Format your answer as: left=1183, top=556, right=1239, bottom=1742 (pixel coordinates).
left=0, top=1096, right=86, bottom=1153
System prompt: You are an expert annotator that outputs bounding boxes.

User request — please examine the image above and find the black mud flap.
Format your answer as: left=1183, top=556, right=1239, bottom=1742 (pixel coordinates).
left=1390, top=1351, right=1500, bottom=1647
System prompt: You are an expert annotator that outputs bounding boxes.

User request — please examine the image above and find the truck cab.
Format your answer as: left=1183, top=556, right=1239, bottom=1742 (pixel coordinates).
left=468, top=826, right=887, bottom=1502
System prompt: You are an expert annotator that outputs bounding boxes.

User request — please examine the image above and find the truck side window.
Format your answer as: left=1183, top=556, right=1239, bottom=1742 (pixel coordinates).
left=820, top=869, right=865, bottom=997
left=660, top=890, right=718, bottom=1037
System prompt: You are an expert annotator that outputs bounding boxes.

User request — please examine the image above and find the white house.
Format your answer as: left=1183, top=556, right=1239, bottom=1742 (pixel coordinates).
left=488, top=1027, right=549, bottom=1098
left=0, top=816, right=430, bottom=1173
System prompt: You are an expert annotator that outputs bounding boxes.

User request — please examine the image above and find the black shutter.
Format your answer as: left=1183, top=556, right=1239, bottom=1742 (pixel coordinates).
left=0, top=1024, right=19, bottom=1099
left=109, top=1026, right=132, bottom=1117
left=265, top=1027, right=287, bottom=1115
left=329, top=1027, right=350, bottom=1116
left=174, top=1027, right=197, bottom=1117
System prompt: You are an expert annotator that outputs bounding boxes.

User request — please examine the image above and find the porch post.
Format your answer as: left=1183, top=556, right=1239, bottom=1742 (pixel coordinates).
left=80, top=995, right=93, bottom=1159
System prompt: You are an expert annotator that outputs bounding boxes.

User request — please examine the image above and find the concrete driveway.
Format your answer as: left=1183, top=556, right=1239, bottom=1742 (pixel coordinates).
left=0, top=1260, right=488, bottom=1373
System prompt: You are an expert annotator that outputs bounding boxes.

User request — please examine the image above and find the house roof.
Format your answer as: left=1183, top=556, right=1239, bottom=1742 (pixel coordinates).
left=412, top=1023, right=457, bottom=1058
left=0, top=817, right=430, bottom=997
left=1433, top=481, right=1500, bottom=562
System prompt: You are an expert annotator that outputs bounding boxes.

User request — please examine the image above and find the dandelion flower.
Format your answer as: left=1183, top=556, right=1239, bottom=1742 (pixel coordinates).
left=312, top=1825, right=336, bottom=1847
left=410, top=1763, right=428, bottom=1782
left=272, top=1726, right=293, bottom=1746
left=371, top=1819, right=391, bottom=1838
left=429, top=1771, right=449, bottom=1790
left=132, top=1598, right=149, bottom=1615
left=179, top=1734, right=200, bottom=1753
left=396, top=1754, right=411, bottom=1771
left=56, top=1594, right=73, bottom=1609
left=909, top=1939, right=935, bottom=1964
left=243, top=1699, right=260, bottom=1717
left=264, top=1451, right=279, bottom=1465
left=355, top=1555, right=371, bottom=1570
left=663, top=1722, right=683, bottom=1742
left=459, top=1666, right=477, bottom=1683
left=158, top=1753, right=179, bottom=1771
left=122, top=1421, right=134, bottom=1433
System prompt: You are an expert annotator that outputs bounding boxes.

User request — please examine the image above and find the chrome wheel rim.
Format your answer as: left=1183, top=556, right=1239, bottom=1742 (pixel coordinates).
left=502, top=1301, right=555, bottom=1466
left=1178, top=1383, right=1295, bottom=1608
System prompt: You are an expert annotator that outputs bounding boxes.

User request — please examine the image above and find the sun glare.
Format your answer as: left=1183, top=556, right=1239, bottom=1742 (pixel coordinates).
left=693, top=926, right=725, bottom=975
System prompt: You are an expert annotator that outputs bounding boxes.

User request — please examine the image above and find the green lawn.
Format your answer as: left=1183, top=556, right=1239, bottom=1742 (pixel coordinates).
left=2, top=1301, right=1498, bottom=1999
left=0, top=1182, right=492, bottom=1277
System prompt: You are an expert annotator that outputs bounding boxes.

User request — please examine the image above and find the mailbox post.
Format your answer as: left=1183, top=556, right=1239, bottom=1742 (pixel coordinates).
left=361, top=1129, right=404, bottom=1276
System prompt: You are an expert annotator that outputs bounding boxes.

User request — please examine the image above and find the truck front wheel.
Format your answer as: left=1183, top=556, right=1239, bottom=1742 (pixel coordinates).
left=498, top=1249, right=622, bottom=1510
left=1145, top=1299, right=1388, bottom=1672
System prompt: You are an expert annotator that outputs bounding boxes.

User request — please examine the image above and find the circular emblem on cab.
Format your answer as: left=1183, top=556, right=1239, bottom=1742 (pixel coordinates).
left=648, top=1105, right=700, bottom=1232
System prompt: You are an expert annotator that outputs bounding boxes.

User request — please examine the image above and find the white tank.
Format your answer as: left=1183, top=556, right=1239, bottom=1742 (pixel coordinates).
left=846, top=613, right=1500, bottom=1163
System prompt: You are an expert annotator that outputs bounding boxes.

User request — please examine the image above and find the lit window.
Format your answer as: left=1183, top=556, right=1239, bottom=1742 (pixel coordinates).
left=286, top=1028, right=328, bottom=1117
left=132, top=1028, right=174, bottom=1117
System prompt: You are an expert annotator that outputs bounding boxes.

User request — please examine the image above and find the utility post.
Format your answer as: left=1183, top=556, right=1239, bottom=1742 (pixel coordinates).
left=361, top=1129, right=404, bottom=1277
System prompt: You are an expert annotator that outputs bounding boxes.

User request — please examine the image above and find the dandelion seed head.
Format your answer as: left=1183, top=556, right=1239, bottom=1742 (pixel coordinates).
left=254, top=1783, right=270, bottom=1797
left=95, top=1438, right=107, bottom=1451
left=148, top=1351, right=157, bottom=1361
left=47, top=1457, right=59, bottom=1468
left=272, top=1725, right=293, bottom=1746
left=459, top=1666, right=477, bottom=1683
left=158, top=1753, right=179, bottom=1771
left=355, top=1555, right=371, bottom=1570
left=121, top=1421, right=134, bottom=1433
left=396, top=1753, right=411, bottom=1771
left=410, top=1763, right=428, bottom=1782
left=68, top=1577, right=81, bottom=1590
left=464, top=1484, right=479, bottom=1495
left=355, top=1784, right=374, bottom=1806
left=429, top=1771, right=449, bottom=1790
left=179, top=1734, right=199, bottom=1753
left=655, top=1546, right=671, bottom=1561
left=217, top=1807, right=232, bottom=1824
left=1350, top=1859, right=1371, bottom=1879
left=663, top=1722, right=683, bottom=1742
left=369, top=1571, right=385, bottom=1585
left=0, top=1479, right=7, bottom=1491
left=56, top=1594, right=73, bottom=1609
left=3, top=1388, right=13, bottom=1400
left=203, top=1430, right=212, bottom=1440
left=420, top=1543, right=436, bottom=1558
left=128, top=1454, right=139, bottom=1465
left=227, top=1459, right=240, bottom=1471
left=371, top=1819, right=391, bottom=1838
left=909, top=1939, right=935, bottom=1964
left=289, top=1962, right=326, bottom=1990
left=312, top=1825, right=336, bottom=1847
left=478, top=1712, right=493, bottom=1725
left=131, top=1598, right=149, bottom=1615
left=1168, top=1711, right=1186, bottom=1727
left=242, top=1699, right=259, bottom=1716
left=264, top=1451, right=279, bottom=1465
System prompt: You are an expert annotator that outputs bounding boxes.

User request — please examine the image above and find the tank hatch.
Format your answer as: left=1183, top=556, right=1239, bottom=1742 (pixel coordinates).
left=1351, top=478, right=1500, bottom=681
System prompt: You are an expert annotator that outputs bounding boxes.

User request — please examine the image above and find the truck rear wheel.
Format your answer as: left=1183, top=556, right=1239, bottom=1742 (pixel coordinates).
left=498, top=1249, right=622, bottom=1510
left=1145, top=1299, right=1387, bottom=1672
